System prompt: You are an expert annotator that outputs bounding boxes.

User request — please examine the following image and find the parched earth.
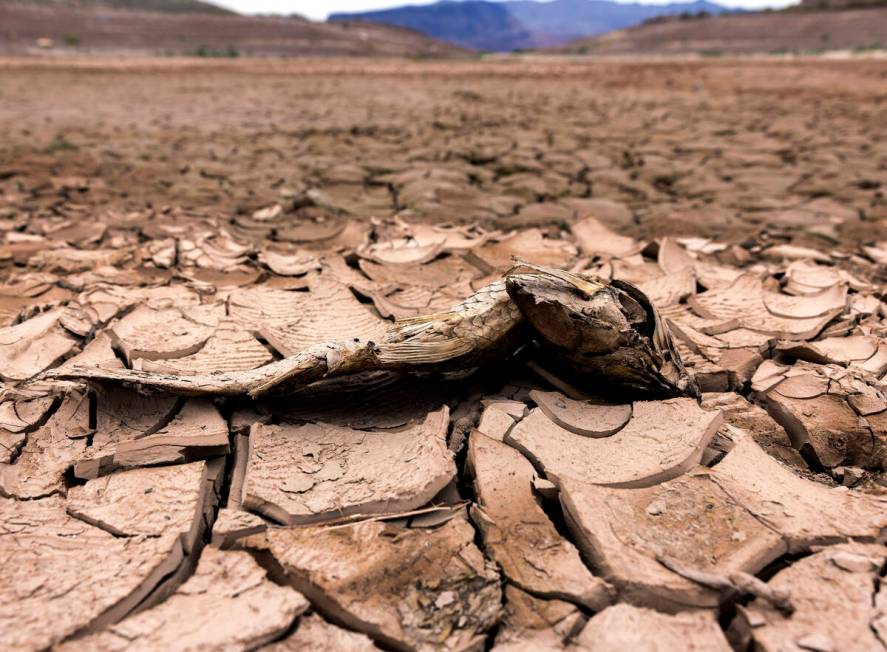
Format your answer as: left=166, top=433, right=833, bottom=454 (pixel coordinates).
left=0, top=56, right=886, bottom=651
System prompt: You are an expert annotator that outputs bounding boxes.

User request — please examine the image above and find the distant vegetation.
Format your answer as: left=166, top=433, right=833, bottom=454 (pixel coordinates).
left=642, top=10, right=712, bottom=25
left=189, top=44, right=240, bottom=57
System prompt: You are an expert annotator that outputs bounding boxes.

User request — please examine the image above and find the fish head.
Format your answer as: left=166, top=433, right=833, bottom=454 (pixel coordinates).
left=504, top=262, right=696, bottom=397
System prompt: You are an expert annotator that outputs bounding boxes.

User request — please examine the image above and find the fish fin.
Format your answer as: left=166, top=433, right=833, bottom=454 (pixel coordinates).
left=376, top=338, right=475, bottom=365
left=507, top=259, right=605, bottom=298
left=395, top=311, right=458, bottom=326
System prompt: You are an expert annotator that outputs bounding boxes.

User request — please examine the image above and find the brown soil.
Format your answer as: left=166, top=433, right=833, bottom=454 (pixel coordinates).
left=1, top=56, right=886, bottom=651
left=1, top=57, right=884, bottom=243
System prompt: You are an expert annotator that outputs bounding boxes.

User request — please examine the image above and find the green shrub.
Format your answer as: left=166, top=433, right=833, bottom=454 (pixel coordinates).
left=189, top=45, right=239, bottom=58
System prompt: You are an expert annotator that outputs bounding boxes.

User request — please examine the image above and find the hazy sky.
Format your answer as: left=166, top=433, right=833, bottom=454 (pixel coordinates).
left=213, top=0, right=797, bottom=22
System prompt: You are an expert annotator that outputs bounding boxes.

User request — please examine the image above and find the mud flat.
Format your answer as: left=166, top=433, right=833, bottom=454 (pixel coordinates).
left=0, top=56, right=885, bottom=650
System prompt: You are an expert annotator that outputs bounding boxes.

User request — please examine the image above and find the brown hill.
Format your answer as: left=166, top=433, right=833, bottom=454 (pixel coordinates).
left=0, top=0, right=232, bottom=13
left=799, top=0, right=886, bottom=8
left=0, top=2, right=465, bottom=57
left=557, top=6, right=887, bottom=55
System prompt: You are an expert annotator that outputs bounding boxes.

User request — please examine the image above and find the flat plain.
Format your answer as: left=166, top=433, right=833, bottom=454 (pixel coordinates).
left=1, top=56, right=887, bottom=651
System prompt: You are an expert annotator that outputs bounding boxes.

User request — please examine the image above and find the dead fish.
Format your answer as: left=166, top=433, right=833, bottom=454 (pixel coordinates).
left=506, top=263, right=693, bottom=396
left=46, top=262, right=696, bottom=398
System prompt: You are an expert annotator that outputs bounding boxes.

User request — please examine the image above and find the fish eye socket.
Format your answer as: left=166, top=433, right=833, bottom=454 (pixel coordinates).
left=565, top=286, right=590, bottom=300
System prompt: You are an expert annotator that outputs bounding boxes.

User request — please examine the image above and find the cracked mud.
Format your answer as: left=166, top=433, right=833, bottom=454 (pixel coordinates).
left=0, top=56, right=886, bottom=651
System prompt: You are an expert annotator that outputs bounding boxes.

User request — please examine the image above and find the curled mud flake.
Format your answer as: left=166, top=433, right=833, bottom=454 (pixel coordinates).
left=481, top=397, right=529, bottom=418
left=92, top=386, right=181, bottom=451
left=178, top=230, right=254, bottom=272
left=259, top=278, right=388, bottom=357
left=571, top=217, right=639, bottom=259
left=657, top=237, right=696, bottom=275
left=0, top=309, right=79, bottom=381
left=0, top=394, right=55, bottom=433
left=636, top=266, right=696, bottom=308
left=710, top=429, right=887, bottom=550
left=59, top=332, right=123, bottom=371
left=259, top=249, right=321, bottom=276
left=108, top=305, right=214, bottom=366
left=359, top=236, right=445, bottom=266
left=773, top=373, right=830, bottom=400
left=529, top=389, right=631, bottom=438
left=689, top=273, right=844, bottom=341
left=751, top=359, right=791, bottom=393
left=29, top=246, right=132, bottom=274
left=660, top=304, right=767, bottom=391
left=359, top=256, right=480, bottom=294
left=762, top=283, right=847, bottom=319
left=774, top=335, right=879, bottom=368
left=276, top=220, right=348, bottom=245
left=506, top=399, right=721, bottom=488
left=761, top=244, right=831, bottom=263
left=470, top=229, right=578, bottom=271
left=860, top=343, right=887, bottom=377
left=829, top=550, right=880, bottom=573
left=848, top=393, right=887, bottom=416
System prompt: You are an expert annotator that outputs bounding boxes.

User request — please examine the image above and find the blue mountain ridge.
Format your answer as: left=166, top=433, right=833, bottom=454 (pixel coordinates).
left=329, top=0, right=733, bottom=51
